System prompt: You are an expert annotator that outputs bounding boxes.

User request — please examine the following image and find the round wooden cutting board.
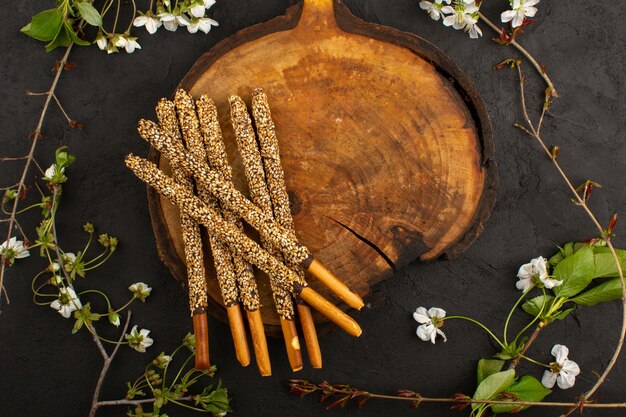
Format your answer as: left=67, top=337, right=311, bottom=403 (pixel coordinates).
left=147, top=0, right=496, bottom=333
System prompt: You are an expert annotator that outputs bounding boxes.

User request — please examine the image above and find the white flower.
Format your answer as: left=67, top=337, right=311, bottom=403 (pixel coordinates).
left=164, top=0, right=171, bottom=6
left=464, top=21, right=482, bottom=38
left=106, top=42, right=118, bottom=54
left=129, top=282, right=152, bottom=301
left=501, top=0, right=539, bottom=28
left=114, top=35, right=127, bottom=48
left=185, top=17, right=219, bottom=34
left=62, top=252, right=76, bottom=271
left=542, top=344, right=580, bottom=389
left=123, top=37, right=141, bottom=53
left=189, top=2, right=207, bottom=18
left=95, top=32, right=107, bottom=50
left=516, top=256, right=561, bottom=292
left=441, top=2, right=479, bottom=30
left=133, top=14, right=162, bottom=34
left=126, top=325, right=154, bottom=352
left=159, top=12, right=179, bottom=31
left=108, top=311, right=121, bottom=327
left=50, top=275, right=63, bottom=286
left=43, top=164, right=65, bottom=180
left=203, top=0, right=217, bottom=9
left=0, top=237, right=30, bottom=265
left=420, top=1, right=444, bottom=21
left=413, top=307, right=447, bottom=344
left=50, top=287, right=82, bottom=318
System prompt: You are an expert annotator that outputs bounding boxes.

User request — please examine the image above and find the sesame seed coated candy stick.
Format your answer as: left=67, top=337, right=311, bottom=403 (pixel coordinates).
left=124, top=154, right=362, bottom=337
left=251, top=88, right=322, bottom=369
left=229, top=95, right=302, bottom=372
left=137, top=119, right=364, bottom=311
left=173, top=90, right=266, bottom=374
left=167, top=91, right=252, bottom=368
left=195, top=95, right=260, bottom=312
left=155, top=98, right=211, bottom=370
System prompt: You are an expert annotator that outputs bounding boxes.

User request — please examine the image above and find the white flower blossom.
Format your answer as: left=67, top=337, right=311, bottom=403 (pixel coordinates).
left=50, top=275, right=63, bottom=286
left=126, top=325, right=154, bottom=352
left=159, top=12, right=179, bottom=31
left=185, top=17, right=219, bottom=34
left=123, top=37, right=141, bottom=53
left=95, top=32, right=108, bottom=51
left=44, top=164, right=64, bottom=180
left=419, top=1, right=445, bottom=21
left=501, top=0, right=539, bottom=28
left=50, top=287, right=82, bottom=318
left=542, top=344, right=580, bottom=389
left=413, top=307, right=447, bottom=344
left=203, top=0, right=217, bottom=9
left=464, top=20, right=482, bottom=38
left=189, top=2, right=207, bottom=18
left=164, top=0, right=171, bottom=7
left=129, top=282, right=152, bottom=301
left=108, top=311, right=121, bottom=327
left=0, top=237, right=30, bottom=265
left=516, top=256, right=561, bottom=292
left=441, top=2, right=479, bottom=31
left=133, top=14, right=162, bottom=34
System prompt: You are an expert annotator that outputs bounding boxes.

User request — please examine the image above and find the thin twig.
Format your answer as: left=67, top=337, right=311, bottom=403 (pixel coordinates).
left=0, top=44, right=74, bottom=307
left=94, top=395, right=195, bottom=408
left=479, top=12, right=558, bottom=97
left=89, top=311, right=133, bottom=417
left=514, top=65, right=626, bottom=416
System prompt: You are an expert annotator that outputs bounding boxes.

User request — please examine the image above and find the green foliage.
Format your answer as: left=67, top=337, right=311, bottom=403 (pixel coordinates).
left=571, top=278, right=625, bottom=306
left=553, top=246, right=594, bottom=298
left=74, top=1, right=102, bottom=26
left=476, top=359, right=505, bottom=385
left=471, top=369, right=516, bottom=411
left=491, top=375, right=551, bottom=413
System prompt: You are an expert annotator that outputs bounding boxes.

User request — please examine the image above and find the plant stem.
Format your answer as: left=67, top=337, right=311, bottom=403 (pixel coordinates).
left=510, top=324, right=543, bottom=369
left=0, top=44, right=73, bottom=308
left=514, top=65, right=626, bottom=414
left=94, top=396, right=195, bottom=408
left=478, top=12, right=558, bottom=97
left=503, top=285, right=533, bottom=345
left=444, top=315, right=506, bottom=349
left=89, top=311, right=132, bottom=417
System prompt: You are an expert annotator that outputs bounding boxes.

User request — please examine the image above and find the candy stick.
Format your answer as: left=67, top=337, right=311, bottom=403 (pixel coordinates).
left=137, top=119, right=365, bottom=311
left=172, top=90, right=259, bottom=371
left=251, top=88, right=322, bottom=369
left=229, top=95, right=303, bottom=372
left=125, top=154, right=362, bottom=337
left=155, top=99, right=211, bottom=370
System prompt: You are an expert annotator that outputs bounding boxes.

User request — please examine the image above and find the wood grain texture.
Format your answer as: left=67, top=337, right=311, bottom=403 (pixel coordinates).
left=147, top=0, right=496, bottom=334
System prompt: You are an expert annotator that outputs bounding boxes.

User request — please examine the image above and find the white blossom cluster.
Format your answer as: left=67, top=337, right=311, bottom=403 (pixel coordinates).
left=97, top=0, right=219, bottom=54
left=419, top=0, right=539, bottom=39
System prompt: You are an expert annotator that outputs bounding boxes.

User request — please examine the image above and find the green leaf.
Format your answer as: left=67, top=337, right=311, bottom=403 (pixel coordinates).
left=477, top=359, right=505, bottom=385
left=64, top=21, right=90, bottom=46
left=553, top=307, right=575, bottom=321
left=21, top=9, right=63, bottom=41
left=45, top=23, right=72, bottom=52
left=571, top=278, right=624, bottom=306
left=74, top=1, right=102, bottom=26
left=553, top=246, right=594, bottom=298
left=472, top=369, right=516, bottom=411
left=593, top=247, right=626, bottom=278
left=491, top=375, right=552, bottom=413
left=522, top=295, right=555, bottom=317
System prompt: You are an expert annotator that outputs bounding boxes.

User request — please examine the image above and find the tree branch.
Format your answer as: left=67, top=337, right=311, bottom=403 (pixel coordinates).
left=89, top=311, right=132, bottom=417
left=0, top=44, right=74, bottom=308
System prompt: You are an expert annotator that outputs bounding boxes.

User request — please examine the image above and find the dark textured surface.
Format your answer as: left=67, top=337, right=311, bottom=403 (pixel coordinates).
left=1, top=1, right=625, bottom=416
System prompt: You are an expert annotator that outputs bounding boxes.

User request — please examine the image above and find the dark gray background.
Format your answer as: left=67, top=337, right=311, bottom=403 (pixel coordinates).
left=1, top=1, right=625, bottom=416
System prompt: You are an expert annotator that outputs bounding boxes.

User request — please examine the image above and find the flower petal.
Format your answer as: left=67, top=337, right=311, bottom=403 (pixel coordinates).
left=428, top=307, right=446, bottom=318
left=416, top=323, right=435, bottom=342
left=556, top=371, right=576, bottom=389
left=552, top=344, right=569, bottom=364
left=541, top=370, right=557, bottom=388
